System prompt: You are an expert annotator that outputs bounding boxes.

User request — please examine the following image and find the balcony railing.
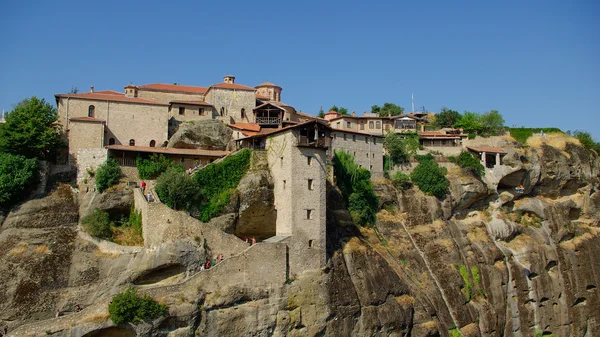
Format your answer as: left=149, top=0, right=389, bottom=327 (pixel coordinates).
left=297, top=136, right=329, bottom=149
left=256, top=116, right=281, bottom=125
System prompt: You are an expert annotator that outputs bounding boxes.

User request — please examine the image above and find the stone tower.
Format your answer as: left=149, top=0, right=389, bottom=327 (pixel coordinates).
left=223, top=75, right=235, bottom=84
left=255, top=82, right=282, bottom=102
left=124, top=84, right=139, bottom=98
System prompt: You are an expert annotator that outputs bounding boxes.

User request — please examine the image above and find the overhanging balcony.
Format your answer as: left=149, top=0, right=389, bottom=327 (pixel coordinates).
left=255, top=116, right=281, bottom=125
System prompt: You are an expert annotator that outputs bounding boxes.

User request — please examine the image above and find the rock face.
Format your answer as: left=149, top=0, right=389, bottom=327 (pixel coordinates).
left=167, top=120, right=232, bottom=150
left=2, top=137, right=600, bottom=337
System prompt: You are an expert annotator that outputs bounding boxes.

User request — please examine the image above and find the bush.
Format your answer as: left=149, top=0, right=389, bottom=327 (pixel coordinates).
left=108, top=287, right=167, bottom=325
left=194, top=149, right=251, bottom=222
left=136, top=154, right=175, bottom=179
left=509, top=127, right=562, bottom=144
left=392, top=171, right=412, bottom=190
left=96, top=158, right=121, bottom=193
left=467, top=133, right=476, bottom=140
left=0, top=152, right=40, bottom=207
left=410, top=158, right=450, bottom=199
left=572, top=130, right=600, bottom=154
left=333, top=150, right=378, bottom=227
left=155, top=166, right=199, bottom=210
left=81, top=209, right=113, bottom=239
left=383, top=132, right=419, bottom=165
left=452, top=151, right=485, bottom=178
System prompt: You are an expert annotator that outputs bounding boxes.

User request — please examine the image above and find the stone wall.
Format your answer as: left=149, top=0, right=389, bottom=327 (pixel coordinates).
left=170, top=103, right=215, bottom=123
left=330, top=130, right=384, bottom=178
left=267, top=131, right=327, bottom=275
left=68, top=121, right=104, bottom=165
left=205, top=87, right=255, bottom=124
left=76, top=148, right=108, bottom=183
left=133, top=189, right=248, bottom=259
left=137, top=90, right=205, bottom=104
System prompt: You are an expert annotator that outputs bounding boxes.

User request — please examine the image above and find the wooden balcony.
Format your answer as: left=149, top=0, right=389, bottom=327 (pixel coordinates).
left=256, top=116, right=281, bottom=125
left=297, top=135, right=330, bottom=149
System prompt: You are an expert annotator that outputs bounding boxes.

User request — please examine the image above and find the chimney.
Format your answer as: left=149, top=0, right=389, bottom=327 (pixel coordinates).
left=363, top=111, right=367, bottom=116
left=351, top=111, right=356, bottom=117
left=90, top=86, right=94, bottom=93
left=388, top=111, right=391, bottom=117
left=224, top=75, right=236, bottom=84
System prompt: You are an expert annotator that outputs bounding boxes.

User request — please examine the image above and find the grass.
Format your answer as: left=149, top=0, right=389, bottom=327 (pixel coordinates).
left=449, top=327, right=463, bottom=337
left=509, top=127, right=563, bottom=144
left=8, top=242, right=29, bottom=256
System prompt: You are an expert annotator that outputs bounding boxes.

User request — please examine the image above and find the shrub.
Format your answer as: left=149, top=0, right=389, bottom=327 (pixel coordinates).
left=383, top=132, right=419, bottom=165
left=458, top=264, right=472, bottom=302
left=155, top=166, right=199, bottom=210
left=108, top=287, right=167, bottom=325
left=392, top=171, right=412, bottom=190
left=136, top=154, right=174, bottom=179
left=467, top=133, right=476, bottom=140
left=194, top=149, right=251, bottom=222
left=0, top=152, right=39, bottom=207
left=81, top=209, right=113, bottom=239
left=333, top=150, right=378, bottom=227
left=96, top=158, right=121, bottom=193
left=410, top=158, right=449, bottom=199
left=449, top=327, right=463, bottom=337
left=452, top=151, right=485, bottom=178
left=509, top=127, right=562, bottom=144
left=572, top=130, right=600, bottom=154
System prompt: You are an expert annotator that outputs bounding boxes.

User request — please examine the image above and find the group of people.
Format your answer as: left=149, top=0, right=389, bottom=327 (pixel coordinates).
left=243, top=237, right=257, bottom=245
left=140, top=180, right=153, bottom=202
left=200, top=254, right=223, bottom=271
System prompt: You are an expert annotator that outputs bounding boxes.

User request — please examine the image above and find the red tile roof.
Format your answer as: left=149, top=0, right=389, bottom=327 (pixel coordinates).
left=55, top=92, right=167, bottom=106
left=169, top=100, right=213, bottom=106
left=235, top=120, right=331, bottom=140
left=138, top=83, right=207, bottom=94
left=229, top=123, right=261, bottom=132
left=256, top=81, right=281, bottom=88
left=209, top=83, right=256, bottom=91
left=69, top=117, right=105, bottom=123
left=330, top=128, right=385, bottom=138
left=105, top=145, right=230, bottom=157
left=467, top=146, right=506, bottom=154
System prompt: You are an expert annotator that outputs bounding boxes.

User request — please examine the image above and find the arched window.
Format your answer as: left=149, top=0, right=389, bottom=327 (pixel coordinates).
left=129, top=139, right=135, bottom=146
left=109, top=138, right=115, bottom=145
left=241, top=108, right=246, bottom=119
left=88, top=105, right=95, bottom=117
left=149, top=140, right=156, bottom=147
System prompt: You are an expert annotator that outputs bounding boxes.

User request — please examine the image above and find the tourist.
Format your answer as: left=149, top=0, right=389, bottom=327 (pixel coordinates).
left=75, top=304, right=82, bottom=312
left=217, top=254, right=223, bottom=263
left=147, top=192, right=152, bottom=202
left=200, top=265, right=205, bottom=271
left=141, top=180, right=146, bottom=193
left=205, top=260, right=211, bottom=269
left=251, top=237, right=256, bottom=245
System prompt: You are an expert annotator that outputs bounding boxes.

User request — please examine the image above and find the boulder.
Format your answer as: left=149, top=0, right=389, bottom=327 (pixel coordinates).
left=168, top=120, right=232, bottom=151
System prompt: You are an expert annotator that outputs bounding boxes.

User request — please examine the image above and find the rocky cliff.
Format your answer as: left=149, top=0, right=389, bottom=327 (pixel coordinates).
left=1, top=134, right=599, bottom=337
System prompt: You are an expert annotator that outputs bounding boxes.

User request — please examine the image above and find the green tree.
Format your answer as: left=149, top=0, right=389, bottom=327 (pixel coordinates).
left=435, top=107, right=460, bottom=128
left=451, top=151, right=485, bottom=178
left=155, top=166, right=199, bottom=210
left=108, top=287, right=167, bottom=325
left=0, top=152, right=39, bottom=207
left=383, top=132, right=419, bottom=165
left=0, top=97, right=64, bottom=160
left=454, top=111, right=483, bottom=134
left=81, top=209, right=113, bottom=239
left=573, top=130, right=600, bottom=153
left=96, top=158, right=121, bottom=193
left=480, top=110, right=505, bottom=134
left=317, top=106, right=325, bottom=118
left=136, top=154, right=175, bottom=179
left=329, top=105, right=349, bottom=116
left=410, top=158, right=450, bottom=199
left=378, top=102, right=404, bottom=117
left=371, top=105, right=381, bottom=114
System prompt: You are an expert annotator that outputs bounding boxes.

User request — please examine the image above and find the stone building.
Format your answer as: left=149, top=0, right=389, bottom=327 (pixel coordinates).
left=235, top=120, right=331, bottom=275
left=330, top=129, right=385, bottom=178
left=326, top=111, right=418, bottom=136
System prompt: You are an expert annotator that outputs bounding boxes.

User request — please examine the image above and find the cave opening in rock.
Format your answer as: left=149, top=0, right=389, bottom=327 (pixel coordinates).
left=82, top=327, right=136, bottom=337
left=133, top=263, right=187, bottom=285
left=497, top=169, right=527, bottom=195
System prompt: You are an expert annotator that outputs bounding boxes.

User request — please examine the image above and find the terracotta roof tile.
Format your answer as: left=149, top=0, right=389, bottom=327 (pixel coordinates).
left=169, top=100, right=213, bottom=106
left=105, top=145, right=230, bottom=157
left=138, top=83, right=207, bottom=94
left=55, top=92, right=167, bottom=105
left=229, top=123, right=261, bottom=132
left=330, top=128, right=385, bottom=138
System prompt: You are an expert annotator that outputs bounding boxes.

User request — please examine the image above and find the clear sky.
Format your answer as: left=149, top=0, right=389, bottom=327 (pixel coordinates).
left=1, top=0, right=598, bottom=139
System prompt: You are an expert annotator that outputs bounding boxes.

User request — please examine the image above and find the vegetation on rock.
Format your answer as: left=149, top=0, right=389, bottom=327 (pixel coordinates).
left=136, top=154, right=178, bottom=179
left=570, top=130, right=600, bottom=153
left=509, top=127, right=563, bottom=144
left=82, top=206, right=143, bottom=245
left=410, top=157, right=449, bottom=199
left=108, top=287, right=167, bottom=325
left=155, top=166, right=199, bottom=211
left=0, top=152, right=39, bottom=207
left=450, top=151, right=485, bottom=178
left=383, top=131, right=419, bottom=165
left=81, top=209, right=113, bottom=240
left=391, top=171, right=412, bottom=190
left=96, top=158, right=121, bottom=193
left=0, top=97, right=64, bottom=161
left=193, top=149, right=251, bottom=222
left=333, top=150, right=378, bottom=227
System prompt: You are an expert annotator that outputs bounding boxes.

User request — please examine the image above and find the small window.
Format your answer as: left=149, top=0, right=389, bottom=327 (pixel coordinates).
left=376, top=121, right=381, bottom=129
left=308, top=240, right=313, bottom=248
left=306, top=209, right=313, bottom=219
left=241, top=108, right=246, bottom=119
left=108, top=138, right=115, bottom=145
left=88, top=105, right=95, bottom=117
left=220, top=107, right=225, bottom=116
left=360, top=122, right=365, bottom=130
left=283, top=180, right=286, bottom=189
left=149, top=140, right=156, bottom=147
left=369, top=121, right=374, bottom=129
left=343, top=134, right=347, bottom=140
left=308, top=179, right=313, bottom=190
left=372, top=153, right=375, bottom=158
left=307, top=156, right=312, bottom=165
left=366, top=153, right=368, bottom=158
left=365, top=136, right=368, bottom=143
left=336, top=122, right=340, bottom=128
left=352, top=135, right=356, bottom=142
left=199, top=108, right=204, bottom=115
left=129, top=139, right=135, bottom=146
left=179, top=107, right=185, bottom=115
left=333, top=133, right=337, bottom=139
left=281, top=156, right=284, bottom=166
left=346, top=121, right=351, bottom=128
left=374, top=138, right=377, bottom=145
left=353, top=152, right=356, bottom=157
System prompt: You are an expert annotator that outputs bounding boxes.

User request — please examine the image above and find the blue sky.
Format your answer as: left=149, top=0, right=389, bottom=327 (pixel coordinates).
left=1, top=0, right=598, bottom=139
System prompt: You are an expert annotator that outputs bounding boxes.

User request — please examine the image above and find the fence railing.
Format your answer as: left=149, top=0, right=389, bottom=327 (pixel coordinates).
left=256, top=116, right=280, bottom=125
left=114, top=157, right=136, bottom=167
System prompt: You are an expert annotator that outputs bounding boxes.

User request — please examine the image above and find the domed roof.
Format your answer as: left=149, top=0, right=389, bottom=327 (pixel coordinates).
left=256, top=81, right=281, bottom=88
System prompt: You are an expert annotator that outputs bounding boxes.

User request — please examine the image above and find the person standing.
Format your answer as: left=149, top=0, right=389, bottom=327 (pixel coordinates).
left=141, top=180, right=146, bottom=193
